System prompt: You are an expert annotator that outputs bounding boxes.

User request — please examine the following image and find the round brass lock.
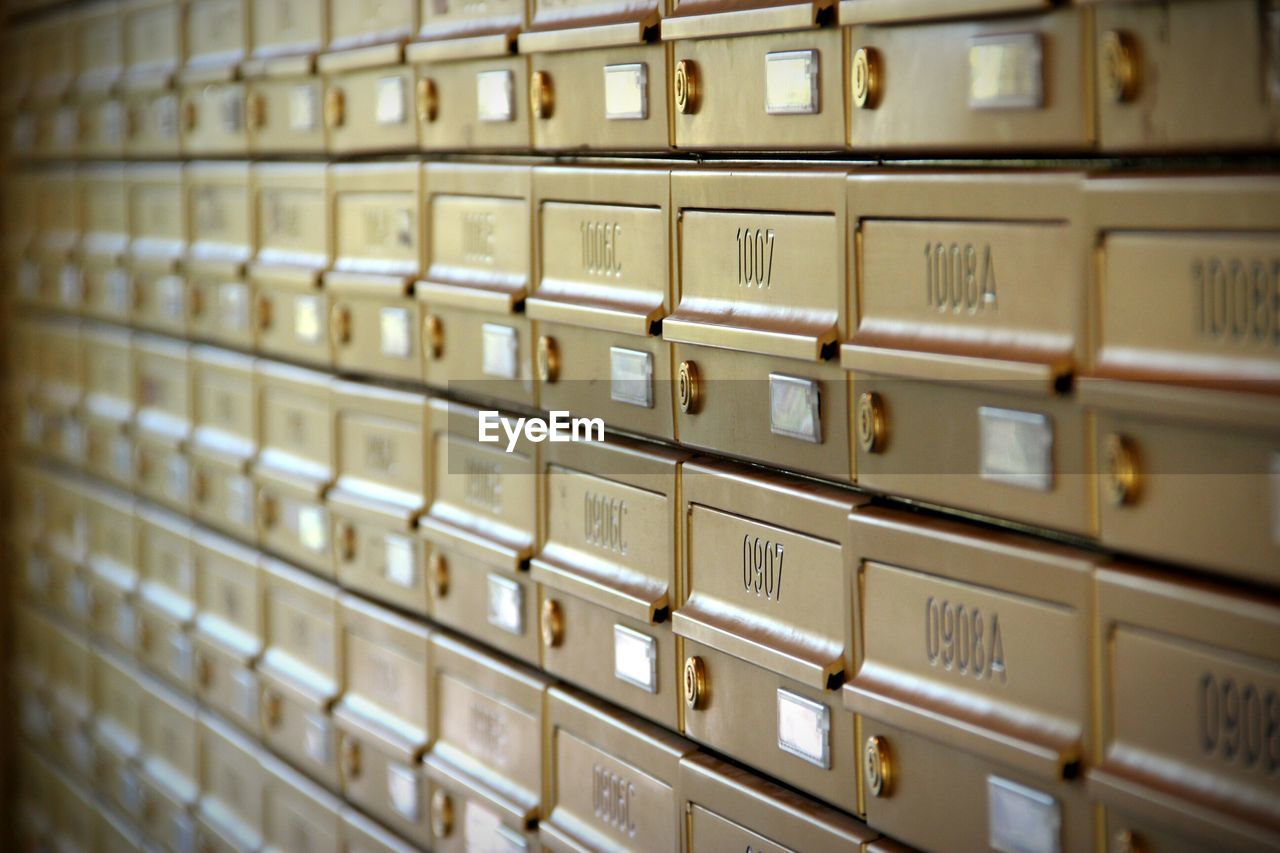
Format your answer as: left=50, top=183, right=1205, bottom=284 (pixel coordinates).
left=256, top=293, right=273, bottom=331
left=429, top=551, right=449, bottom=599
left=678, top=360, right=701, bottom=414
left=852, top=47, right=882, bottom=109
left=342, top=736, right=361, bottom=780
left=530, top=70, right=554, bottom=120
left=864, top=734, right=892, bottom=797
left=324, top=86, right=346, bottom=129
left=257, top=488, right=278, bottom=529
left=431, top=789, right=455, bottom=838
left=330, top=303, right=352, bottom=346
left=194, top=650, right=212, bottom=688
left=536, top=335, right=560, bottom=383
left=683, top=655, right=707, bottom=710
left=856, top=391, right=886, bottom=454
left=192, top=468, right=208, bottom=504
left=1114, top=829, right=1144, bottom=853
left=189, top=286, right=205, bottom=318
left=1105, top=433, right=1141, bottom=506
left=541, top=598, right=564, bottom=648
left=246, top=91, right=267, bottom=130
left=674, top=59, right=699, bottom=115
left=262, top=688, right=283, bottom=729
left=126, top=105, right=142, bottom=139
left=183, top=99, right=198, bottom=132
left=1101, top=30, right=1140, bottom=104
left=133, top=444, right=148, bottom=480
left=423, top=313, right=444, bottom=360
left=336, top=520, right=357, bottom=562
left=417, top=78, right=439, bottom=124
left=137, top=620, right=152, bottom=652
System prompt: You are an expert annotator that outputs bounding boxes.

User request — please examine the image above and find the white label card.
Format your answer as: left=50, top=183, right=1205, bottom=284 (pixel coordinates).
left=776, top=688, right=830, bottom=768
left=613, top=625, right=658, bottom=693
left=169, top=633, right=193, bottom=681
left=116, top=603, right=137, bottom=648
left=384, top=534, right=417, bottom=589
left=298, top=504, right=328, bottom=553
left=610, top=347, right=654, bottom=408
left=476, top=70, right=515, bottom=122
left=167, top=454, right=190, bottom=502
left=158, top=275, right=186, bottom=321
left=375, top=75, right=407, bottom=126
left=155, top=94, right=179, bottom=137
left=293, top=294, right=323, bottom=344
left=764, top=50, right=820, bottom=115
left=219, top=282, right=250, bottom=331
left=482, top=323, right=519, bottom=379
left=987, top=775, right=1062, bottom=853
left=978, top=407, right=1054, bottom=491
left=233, top=668, right=258, bottom=722
left=388, top=763, right=421, bottom=821
left=101, top=100, right=124, bottom=143
left=769, top=374, right=822, bottom=443
left=379, top=307, right=412, bottom=358
left=604, top=63, right=648, bottom=120
left=105, top=268, right=131, bottom=314
left=487, top=574, right=524, bottom=636
left=466, top=800, right=530, bottom=852
left=290, top=84, right=318, bottom=131
left=112, top=435, right=133, bottom=481
left=968, top=33, right=1044, bottom=110
left=304, top=713, right=331, bottom=765
left=226, top=475, right=254, bottom=527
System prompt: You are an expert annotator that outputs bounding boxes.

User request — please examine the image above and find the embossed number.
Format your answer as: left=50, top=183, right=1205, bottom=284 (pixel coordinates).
left=737, top=227, right=776, bottom=288
left=742, top=535, right=784, bottom=601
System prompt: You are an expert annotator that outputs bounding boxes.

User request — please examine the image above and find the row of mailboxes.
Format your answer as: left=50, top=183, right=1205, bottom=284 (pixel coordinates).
left=15, top=433, right=1280, bottom=850
left=6, top=0, right=1280, bottom=156
left=10, top=162, right=1280, bottom=579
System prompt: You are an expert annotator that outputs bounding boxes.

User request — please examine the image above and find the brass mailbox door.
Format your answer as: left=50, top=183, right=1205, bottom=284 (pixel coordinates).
left=518, top=0, right=664, bottom=151
left=84, top=483, right=139, bottom=651
left=79, top=164, right=131, bottom=324
left=420, top=400, right=540, bottom=665
left=679, top=748, right=878, bottom=851
left=136, top=504, right=197, bottom=691
left=127, top=164, right=189, bottom=336
left=675, top=460, right=865, bottom=812
left=91, top=650, right=145, bottom=817
left=137, top=673, right=201, bottom=849
left=1094, top=0, right=1280, bottom=153
left=262, top=753, right=345, bottom=853
left=542, top=685, right=695, bottom=851
left=124, top=89, right=184, bottom=157
left=847, top=505, right=1095, bottom=851
left=185, top=0, right=251, bottom=73
left=329, top=0, right=417, bottom=52
left=667, top=169, right=851, bottom=480
left=1092, top=566, right=1280, bottom=851
left=83, top=324, right=135, bottom=488
left=37, top=318, right=87, bottom=468
left=667, top=29, right=844, bottom=151
left=33, top=167, right=80, bottom=313
left=259, top=558, right=343, bottom=790
left=186, top=162, right=256, bottom=348
left=322, top=59, right=419, bottom=155
left=1083, top=175, right=1280, bottom=584
left=48, top=621, right=94, bottom=777
left=80, top=96, right=129, bottom=159
left=845, top=8, right=1091, bottom=152
left=846, top=171, right=1092, bottom=536
left=334, top=594, right=432, bottom=846
left=254, top=360, right=336, bottom=577
left=425, top=632, right=549, bottom=851
left=528, top=166, right=674, bottom=438
left=534, top=436, right=688, bottom=730
left=329, top=380, right=431, bottom=614
left=326, top=162, right=424, bottom=384
left=76, top=1, right=125, bottom=107
left=133, top=334, right=192, bottom=512
left=252, top=163, right=332, bottom=367
left=192, top=528, right=264, bottom=733
left=411, top=50, right=531, bottom=151
left=417, top=163, right=535, bottom=408
left=181, top=81, right=251, bottom=155
left=246, top=72, right=329, bottom=155
left=190, top=346, right=259, bottom=540
left=196, top=712, right=266, bottom=852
